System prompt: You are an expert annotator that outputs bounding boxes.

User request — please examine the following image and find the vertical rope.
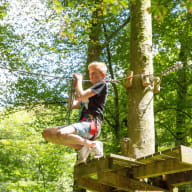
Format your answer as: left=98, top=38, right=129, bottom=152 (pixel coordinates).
left=64, top=79, right=76, bottom=124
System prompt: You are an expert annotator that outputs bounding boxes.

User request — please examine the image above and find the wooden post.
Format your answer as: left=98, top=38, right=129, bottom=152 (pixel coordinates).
left=172, top=187, right=178, bottom=192
left=126, top=71, right=134, bottom=88
left=153, top=77, right=161, bottom=93
left=121, top=137, right=130, bottom=156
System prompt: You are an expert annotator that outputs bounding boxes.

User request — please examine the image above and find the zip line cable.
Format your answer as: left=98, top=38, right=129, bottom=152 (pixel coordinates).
left=0, top=65, right=73, bottom=80
left=0, top=62, right=188, bottom=83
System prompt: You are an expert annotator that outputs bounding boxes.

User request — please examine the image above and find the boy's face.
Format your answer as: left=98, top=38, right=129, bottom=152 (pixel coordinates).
left=89, top=67, right=105, bottom=84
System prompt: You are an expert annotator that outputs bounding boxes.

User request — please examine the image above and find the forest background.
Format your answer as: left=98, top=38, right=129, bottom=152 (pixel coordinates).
left=0, top=0, right=192, bottom=191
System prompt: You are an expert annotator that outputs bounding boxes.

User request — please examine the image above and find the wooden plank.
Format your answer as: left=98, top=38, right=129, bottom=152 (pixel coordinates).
left=136, top=145, right=192, bottom=165
left=133, top=158, right=192, bottom=179
left=166, top=170, right=192, bottom=186
left=109, top=153, right=145, bottom=167
left=76, top=177, right=113, bottom=192
left=137, top=153, right=165, bottom=164
left=180, top=145, right=192, bottom=164
left=137, top=146, right=180, bottom=164
left=137, top=155, right=171, bottom=164
left=74, top=154, right=141, bottom=179
left=74, top=157, right=111, bottom=179
left=161, top=146, right=180, bottom=157
left=109, top=154, right=140, bottom=164
left=98, top=171, right=168, bottom=192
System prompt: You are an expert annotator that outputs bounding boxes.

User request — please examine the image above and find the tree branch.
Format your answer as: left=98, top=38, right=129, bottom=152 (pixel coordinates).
left=101, top=16, right=130, bottom=49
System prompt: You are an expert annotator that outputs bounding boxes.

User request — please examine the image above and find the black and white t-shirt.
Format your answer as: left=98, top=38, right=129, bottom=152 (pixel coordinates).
left=80, top=81, right=107, bottom=121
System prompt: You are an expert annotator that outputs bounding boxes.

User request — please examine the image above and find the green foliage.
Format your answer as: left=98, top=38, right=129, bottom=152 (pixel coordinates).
left=150, top=0, right=192, bottom=21
left=153, top=6, right=192, bottom=148
left=0, top=107, right=77, bottom=192
left=0, top=0, right=192, bottom=191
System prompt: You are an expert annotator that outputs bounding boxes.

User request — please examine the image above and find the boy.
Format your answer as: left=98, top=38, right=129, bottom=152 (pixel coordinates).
left=42, top=61, right=107, bottom=162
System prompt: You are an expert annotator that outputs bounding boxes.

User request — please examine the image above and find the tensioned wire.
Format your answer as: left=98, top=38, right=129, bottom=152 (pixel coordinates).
left=0, top=62, right=187, bottom=83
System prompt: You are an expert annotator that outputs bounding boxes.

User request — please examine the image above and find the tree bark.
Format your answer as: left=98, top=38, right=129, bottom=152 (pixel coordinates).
left=86, top=0, right=103, bottom=64
left=84, top=0, right=103, bottom=87
left=126, top=0, right=155, bottom=159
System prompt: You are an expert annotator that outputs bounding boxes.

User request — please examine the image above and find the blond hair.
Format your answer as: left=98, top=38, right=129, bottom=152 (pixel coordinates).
left=88, top=61, right=107, bottom=74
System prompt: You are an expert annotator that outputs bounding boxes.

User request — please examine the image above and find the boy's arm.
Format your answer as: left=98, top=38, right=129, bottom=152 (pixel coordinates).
left=68, top=99, right=81, bottom=109
left=67, top=95, right=79, bottom=109
left=73, top=73, right=96, bottom=101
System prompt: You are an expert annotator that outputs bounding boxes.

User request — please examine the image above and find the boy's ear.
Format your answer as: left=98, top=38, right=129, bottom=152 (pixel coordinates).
left=101, top=72, right=106, bottom=78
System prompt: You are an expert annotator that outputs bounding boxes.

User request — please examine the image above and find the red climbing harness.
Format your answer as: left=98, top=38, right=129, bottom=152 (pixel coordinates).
left=80, top=114, right=98, bottom=139
left=90, top=120, right=98, bottom=136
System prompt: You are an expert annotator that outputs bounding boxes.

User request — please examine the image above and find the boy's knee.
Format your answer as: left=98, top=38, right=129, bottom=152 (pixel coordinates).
left=42, top=127, right=58, bottom=140
left=57, top=131, right=69, bottom=139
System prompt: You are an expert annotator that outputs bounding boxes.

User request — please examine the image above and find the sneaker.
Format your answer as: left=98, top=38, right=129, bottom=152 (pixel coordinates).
left=92, top=141, right=103, bottom=158
left=76, top=145, right=90, bottom=164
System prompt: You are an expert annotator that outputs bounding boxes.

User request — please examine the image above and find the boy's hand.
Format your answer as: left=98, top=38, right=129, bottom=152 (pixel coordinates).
left=73, top=73, right=83, bottom=81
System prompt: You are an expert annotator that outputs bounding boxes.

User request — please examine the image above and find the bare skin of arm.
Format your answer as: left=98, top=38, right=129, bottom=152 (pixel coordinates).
left=67, top=73, right=96, bottom=109
left=67, top=85, right=95, bottom=110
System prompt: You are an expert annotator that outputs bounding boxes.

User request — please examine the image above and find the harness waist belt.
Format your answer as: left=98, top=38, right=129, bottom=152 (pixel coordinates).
left=80, top=114, right=98, bottom=139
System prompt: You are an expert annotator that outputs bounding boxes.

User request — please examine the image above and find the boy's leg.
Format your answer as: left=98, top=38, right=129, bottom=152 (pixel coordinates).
left=91, top=141, right=104, bottom=158
left=42, top=127, right=61, bottom=144
left=42, top=125, right=103, bottom=162
left=58, top=126, right=96, bottom=147
left=42, top=126, right=96, bottom=148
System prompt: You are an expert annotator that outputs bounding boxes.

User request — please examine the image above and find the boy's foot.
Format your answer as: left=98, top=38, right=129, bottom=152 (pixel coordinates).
left=92, top=141, right=103, bottom=158
left=76, top=145, right=90, bottom=164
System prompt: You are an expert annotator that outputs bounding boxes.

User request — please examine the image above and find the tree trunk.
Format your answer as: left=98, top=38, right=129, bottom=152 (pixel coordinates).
left=84, top=0, right=103, bottom=86
left=126, top=0, right=155, bottom=159
left=175, top=12, right=191, bottom=146
left=175, top=48, right=188, bottom=146
left=86, top=0, right=103, bottom=64
left=105, top=39, right=120, bottom=139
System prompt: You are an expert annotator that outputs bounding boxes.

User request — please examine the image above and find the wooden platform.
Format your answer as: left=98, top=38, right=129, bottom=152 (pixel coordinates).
left=74, top=145, right=192, bottom=192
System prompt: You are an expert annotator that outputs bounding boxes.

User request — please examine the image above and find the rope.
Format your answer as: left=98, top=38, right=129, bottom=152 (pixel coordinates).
left=105, top=61, right=185, bottom=83
left=64, top=79, right=76, bottom=124
left=0, top=62, right=189, bottom=83
left=0, top=65, right=73, bottom=80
